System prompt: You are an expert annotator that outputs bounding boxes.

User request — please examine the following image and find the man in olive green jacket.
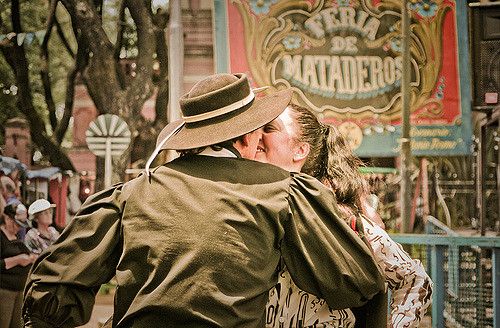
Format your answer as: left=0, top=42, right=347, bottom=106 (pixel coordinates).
left=23, top=73, right=384, bottom=327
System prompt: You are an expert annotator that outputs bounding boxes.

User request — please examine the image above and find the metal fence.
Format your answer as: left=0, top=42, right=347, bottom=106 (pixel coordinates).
left=390, top=228, right=500, bottom=328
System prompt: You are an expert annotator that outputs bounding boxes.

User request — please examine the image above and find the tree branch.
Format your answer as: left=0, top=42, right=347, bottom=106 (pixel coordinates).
left=152, top=7, right=168, bottom=125
left=123, top=0, right=155, bottom=117
left=55, top=42, right=88, bottom=144
left=93, top=0, right=103, bottom=17
left=60, top=0, right=121, bottom=114
left=41, top=0, right=59, bottom=131
left=54, top=17, right=75, bottom=58
left=11, top=0, right=22, bottom=32
left=113, top=0, right=127, bottom=88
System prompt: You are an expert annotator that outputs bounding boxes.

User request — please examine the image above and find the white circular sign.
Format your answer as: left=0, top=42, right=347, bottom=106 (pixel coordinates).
left=85, top=114, right=131, bottom=157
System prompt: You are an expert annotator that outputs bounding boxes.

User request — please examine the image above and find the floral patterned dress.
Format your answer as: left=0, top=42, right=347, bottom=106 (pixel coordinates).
left=24, top=227, right=60, bottom=255
left=266, top=217, right=433, bottom=328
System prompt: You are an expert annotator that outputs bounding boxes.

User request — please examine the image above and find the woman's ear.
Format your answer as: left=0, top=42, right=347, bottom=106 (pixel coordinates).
left=293, top=142, right=310, bottom=163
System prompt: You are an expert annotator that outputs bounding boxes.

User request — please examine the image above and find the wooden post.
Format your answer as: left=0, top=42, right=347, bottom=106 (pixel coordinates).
left=493, top=248, right=500, bottom=327
left=104, top=137, right=112, bottom=189
left=167, top=0, right=184, bottom=162
left=400, top=0, right=413, bottom=233
left=431, top=245, right=445, bottom=328
left=421, top=158, right=430, bottom=216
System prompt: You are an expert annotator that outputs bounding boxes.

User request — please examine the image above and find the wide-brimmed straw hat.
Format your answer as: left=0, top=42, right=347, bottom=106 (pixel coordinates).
left=145, top=73, right=292, bottom=174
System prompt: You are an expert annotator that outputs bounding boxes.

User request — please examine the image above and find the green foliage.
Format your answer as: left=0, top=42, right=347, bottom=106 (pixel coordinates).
left=0, top=0, right=74, bottom=147
left=98, top=282, right=116, bottom=295
left=101, top=1, right=139, bottom=58
left=0, top=56, right=18, bottom=146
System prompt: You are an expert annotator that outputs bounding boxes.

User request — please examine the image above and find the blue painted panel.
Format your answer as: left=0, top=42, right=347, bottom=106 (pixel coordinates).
left=214, top=0, right=229, bottom=73
left=389, top=234, right=500, bottom=247
left=355, top=124, right=472, bottom=157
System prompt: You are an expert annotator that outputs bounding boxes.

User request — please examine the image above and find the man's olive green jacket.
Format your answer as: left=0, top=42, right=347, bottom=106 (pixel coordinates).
left=23, top=155, right=384, bottom=327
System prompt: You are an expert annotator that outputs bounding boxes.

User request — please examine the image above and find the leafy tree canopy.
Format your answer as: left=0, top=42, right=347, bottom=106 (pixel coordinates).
left=0, top=0, right=169, bottom=175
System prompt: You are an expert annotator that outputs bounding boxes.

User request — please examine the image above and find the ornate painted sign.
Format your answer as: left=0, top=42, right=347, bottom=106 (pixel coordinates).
left=214, top=0, right=472, bottom=156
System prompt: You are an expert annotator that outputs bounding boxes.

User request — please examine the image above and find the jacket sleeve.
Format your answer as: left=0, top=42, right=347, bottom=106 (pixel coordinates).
left=281, top=173, right=386, bottom=310
left=23, top=184, right=125, bottom=328
left=363, top=218, right=433, bottom=327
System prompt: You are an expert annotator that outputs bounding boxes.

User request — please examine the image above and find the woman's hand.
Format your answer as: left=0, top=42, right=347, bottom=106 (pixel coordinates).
left=16, top=253, right=37, bottom=266
left=4, top=253, right=38, bottom=269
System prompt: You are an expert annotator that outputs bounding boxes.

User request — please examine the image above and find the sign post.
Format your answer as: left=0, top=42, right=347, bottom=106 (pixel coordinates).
left=86, top=114, right=131, bottom=189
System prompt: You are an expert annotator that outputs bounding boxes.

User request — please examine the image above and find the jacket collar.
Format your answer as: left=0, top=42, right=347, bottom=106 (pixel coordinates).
left=198, top=146, right=240, bottom=158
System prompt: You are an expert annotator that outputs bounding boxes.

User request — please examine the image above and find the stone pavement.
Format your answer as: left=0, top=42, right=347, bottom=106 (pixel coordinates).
left=78, top=293, right=114, bottom=328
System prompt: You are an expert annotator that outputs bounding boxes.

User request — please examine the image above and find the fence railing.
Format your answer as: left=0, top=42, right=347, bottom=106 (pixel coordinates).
left=389, top=232, right=500, bottom=328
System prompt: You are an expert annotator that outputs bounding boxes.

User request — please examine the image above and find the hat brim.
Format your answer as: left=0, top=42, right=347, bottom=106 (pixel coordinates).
left=157, top=89, right=293, bottom=150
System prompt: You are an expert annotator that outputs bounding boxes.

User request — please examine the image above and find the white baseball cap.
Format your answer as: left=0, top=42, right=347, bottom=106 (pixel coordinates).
left=28, top=199, right=56, bottom=216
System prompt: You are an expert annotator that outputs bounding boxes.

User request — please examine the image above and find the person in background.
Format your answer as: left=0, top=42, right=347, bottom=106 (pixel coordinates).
left=257, top=104, right=433, bottom=328
left=0, top=203, right=37, bottom=328
left=23, top=73, right=384, bottom=327
left=25, top=199, right=59, bottom=255
left=1, top=176, right=26, bottom=241
left=1, top=175, right=20, bottom=206
left=0, top=179, right=6, bottom=220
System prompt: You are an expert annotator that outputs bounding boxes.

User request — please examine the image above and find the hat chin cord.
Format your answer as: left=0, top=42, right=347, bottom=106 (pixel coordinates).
left=145, top=122, right=185, bottom=177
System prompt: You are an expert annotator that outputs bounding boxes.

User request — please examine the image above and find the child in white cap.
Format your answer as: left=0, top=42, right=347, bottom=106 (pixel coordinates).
left=25, top=199, right=59, bottom=254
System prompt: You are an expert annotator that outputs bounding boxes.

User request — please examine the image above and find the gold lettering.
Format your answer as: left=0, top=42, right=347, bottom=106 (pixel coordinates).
left=329, top=56, right=344, bottom=92
left=356, top=56, right=370, bottom=93
left=339, top=7, right=356, bottom=26
left=305, top=15, right=325, bottom=38
left=341, top=56, right=357, bottom=94
left=410, top=128, right=450, bottom=137
left=321, top=8, right=339, bottom=34
left=356, top=11, right=369, bottom=30
left=281, top=54, right=303, bottom=83
left=304, top=7, right=381, bottom=40
left=303, top=56, right=320, bottom=89
left=383, top=57, right=396, bottom=85
left=279, top=54, right=402, bottom=96
left=431, top=138, right=457, bottom=150
left=315, top=56, right=331, bottom=92
left=363, top=17, right=381, bottom=40
left=395, top=56, right=402, bottom=80
left=411, top=140, right=431, bottom=150
left=370, top=56, right=384, bottom=90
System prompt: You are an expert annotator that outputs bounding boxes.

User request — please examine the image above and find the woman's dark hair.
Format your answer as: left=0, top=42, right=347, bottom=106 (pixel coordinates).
left=4, top=203, right=18, bottom=219
left=2, top=203, right=20, bottom=225
left=289, top=103, right=367, bottom=210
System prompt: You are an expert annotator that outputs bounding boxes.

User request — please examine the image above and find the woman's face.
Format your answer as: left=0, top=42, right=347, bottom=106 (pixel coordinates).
left=3, top=215, right=21, bottom=234
left=35, top=209, right=53, bottom=227
left=255, top=107, right=302, bottom=172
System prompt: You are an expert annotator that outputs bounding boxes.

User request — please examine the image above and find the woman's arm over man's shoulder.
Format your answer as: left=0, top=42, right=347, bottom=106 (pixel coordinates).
left=363, top=218, right=433, bottom=328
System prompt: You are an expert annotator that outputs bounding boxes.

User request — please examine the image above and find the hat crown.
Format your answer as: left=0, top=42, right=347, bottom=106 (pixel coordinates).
left=28, top=199, right=54, bottom=216
left=187, top=73, right=238, bottom=98
left=179, top=73, right=252, bottom=121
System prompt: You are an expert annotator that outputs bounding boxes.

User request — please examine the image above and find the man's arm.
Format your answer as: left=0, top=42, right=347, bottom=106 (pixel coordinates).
left=23, top=185, right=125, bottom=328
left=280, top=173, right=385, bottom=310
